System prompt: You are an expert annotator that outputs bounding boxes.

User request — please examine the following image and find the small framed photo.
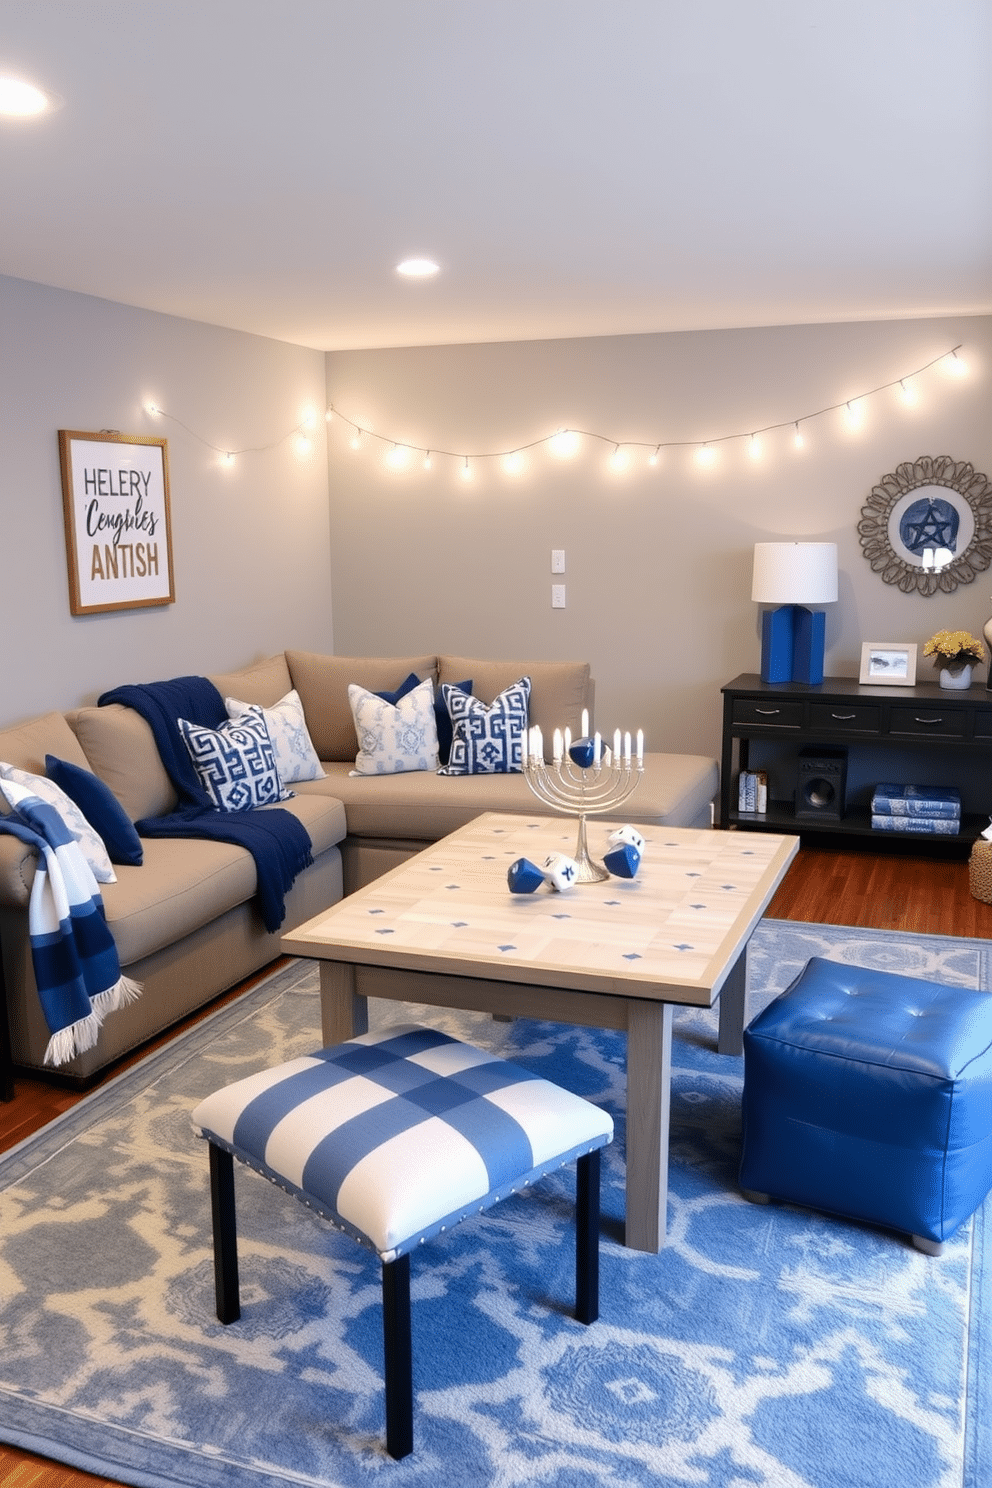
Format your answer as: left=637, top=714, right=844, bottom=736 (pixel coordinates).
left=859, top=642, right=918, bottom=686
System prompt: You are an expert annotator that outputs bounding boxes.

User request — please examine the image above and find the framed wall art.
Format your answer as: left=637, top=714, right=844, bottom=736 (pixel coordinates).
left=858, top=642, right=918, bottom=687
left=59, top=430, right=175, bottom=615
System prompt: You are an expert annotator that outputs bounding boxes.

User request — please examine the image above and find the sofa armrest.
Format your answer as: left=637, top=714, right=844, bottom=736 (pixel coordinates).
left=0, top=834, right=36, bottom=909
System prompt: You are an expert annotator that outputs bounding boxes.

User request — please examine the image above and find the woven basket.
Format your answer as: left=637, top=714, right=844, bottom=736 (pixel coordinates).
left=968, top=839, right=992, bottom=904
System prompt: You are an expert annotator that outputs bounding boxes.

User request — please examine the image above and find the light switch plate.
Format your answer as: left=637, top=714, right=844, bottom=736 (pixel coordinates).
left=551, top=584, right=566, bottom=608
left=551, top=549, right=566, bottom=573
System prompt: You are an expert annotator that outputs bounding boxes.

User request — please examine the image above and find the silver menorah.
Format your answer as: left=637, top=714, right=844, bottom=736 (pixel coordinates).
left=523, top=721, right=644, bottom=882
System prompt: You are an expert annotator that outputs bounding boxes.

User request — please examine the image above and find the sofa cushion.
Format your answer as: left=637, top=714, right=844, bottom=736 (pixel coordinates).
left=225, top=689, right=325, bottom=784
left=285, top=653, right=438, bottom=761
left=438, top=657, right=590, bottom=745
left=101, top=791, right=347, bottom=966
left=67, top=704, right=178, bottom=822
left=438, top=677, right=530, bottom=775
left=209, top=654, right=294, bottom=708
left=349, top=678, right=440, bottom=776
left=0, top=711, right=92, bottom=776
left=178, top=707, right=292, bottom=811
left=295, top=751, right=718, bottom=842
left=45, top=755, right=144, bottom=866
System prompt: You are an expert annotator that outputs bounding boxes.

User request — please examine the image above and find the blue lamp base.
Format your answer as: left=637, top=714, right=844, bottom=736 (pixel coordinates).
left=761, top=606, right=825, bottom=685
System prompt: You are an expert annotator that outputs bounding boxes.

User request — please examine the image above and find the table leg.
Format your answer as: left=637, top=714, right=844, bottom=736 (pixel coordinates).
left=319, top=962, right=368, bottom=1045
left=717, top=944, right=747, bottom=1056
left=624, top=999, right=672, bottom=1252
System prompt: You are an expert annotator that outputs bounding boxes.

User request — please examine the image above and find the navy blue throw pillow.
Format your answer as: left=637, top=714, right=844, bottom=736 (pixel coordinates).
left=435, top=680, right=472, bottom=765
left=45, top=755, right=144, bottom=866
left=374, top=672, right=422, bottom=706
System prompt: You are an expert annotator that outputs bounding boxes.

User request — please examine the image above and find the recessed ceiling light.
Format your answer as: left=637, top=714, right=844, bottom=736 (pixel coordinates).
left=0, top=75, right=62, bottom=117
left=396, top=258, right=440, bottom=278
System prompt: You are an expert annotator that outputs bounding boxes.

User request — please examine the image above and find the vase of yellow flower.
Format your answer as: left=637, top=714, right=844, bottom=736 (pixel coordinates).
left=922, top=629, right=985, bottom=690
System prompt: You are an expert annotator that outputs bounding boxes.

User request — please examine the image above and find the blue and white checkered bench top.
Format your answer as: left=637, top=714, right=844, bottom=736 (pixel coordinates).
left=191, top=1024, right=614, bottom=1263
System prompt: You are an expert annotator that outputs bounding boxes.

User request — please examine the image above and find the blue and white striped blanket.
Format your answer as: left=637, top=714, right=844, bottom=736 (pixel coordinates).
left=0, top=778, right=140, bottom=1066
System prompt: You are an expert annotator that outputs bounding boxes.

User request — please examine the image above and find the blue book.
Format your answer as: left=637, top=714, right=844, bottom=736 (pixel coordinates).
left=871, top=813, right=959, bottom=835
left=870, top=783, right=961, bottom=820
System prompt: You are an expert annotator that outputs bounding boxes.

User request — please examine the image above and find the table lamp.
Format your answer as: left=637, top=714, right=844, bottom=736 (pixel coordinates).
left=751, top=542, right=838, bottom=684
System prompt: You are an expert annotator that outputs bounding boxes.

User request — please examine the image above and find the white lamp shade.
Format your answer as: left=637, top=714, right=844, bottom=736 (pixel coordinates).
left=751, top=542, right=838, bottom=606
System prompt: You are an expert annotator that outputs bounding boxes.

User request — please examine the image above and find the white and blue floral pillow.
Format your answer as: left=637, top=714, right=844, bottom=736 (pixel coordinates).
left=0, top=763, right=117, bottom=882
left=438, top=676, right=531, bottom=774
left=348, top=678, right=440, bottom=776
left=225, top=689, right=324, bottom=784
left=178, top=706, right=292, bottom=811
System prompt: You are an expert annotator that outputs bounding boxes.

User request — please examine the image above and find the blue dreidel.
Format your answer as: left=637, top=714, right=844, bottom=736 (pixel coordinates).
left=608, top=825, right=645, bottom=853
left=604, top=841, right=641, bottom=879
left=568, top=737, right=596, bottom=769
left=507, top=857, right=546, bottom=894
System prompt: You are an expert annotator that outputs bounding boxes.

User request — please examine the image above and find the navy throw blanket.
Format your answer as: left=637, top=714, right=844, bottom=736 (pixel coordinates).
left=98, top=677, right=312, bottom=933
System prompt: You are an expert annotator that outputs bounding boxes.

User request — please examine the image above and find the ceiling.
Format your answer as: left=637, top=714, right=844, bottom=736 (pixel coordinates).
left=0, top=1, right=989, bottom=352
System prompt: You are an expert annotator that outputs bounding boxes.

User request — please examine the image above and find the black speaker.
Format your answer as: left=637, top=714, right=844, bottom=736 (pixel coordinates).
left=795, top=747, right=847, bottom=821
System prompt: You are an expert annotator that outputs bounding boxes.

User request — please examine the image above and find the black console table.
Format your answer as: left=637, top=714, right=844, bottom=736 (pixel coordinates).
left=720, top=672, right=992, bottom=850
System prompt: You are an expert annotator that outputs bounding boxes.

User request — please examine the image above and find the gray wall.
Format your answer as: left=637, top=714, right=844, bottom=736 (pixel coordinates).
left=0, top=274, right=334, bottom=728
left=3, top=273, right=988, bottom=769
left=326, top=316, right=992, bottom=758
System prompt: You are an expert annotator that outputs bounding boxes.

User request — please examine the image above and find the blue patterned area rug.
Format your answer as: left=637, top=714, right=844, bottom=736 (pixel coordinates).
left=0, top=920, right=988, bottom=1488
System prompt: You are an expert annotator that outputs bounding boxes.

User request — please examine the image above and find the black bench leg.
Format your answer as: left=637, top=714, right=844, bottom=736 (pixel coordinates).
left=575, top=1149, right=601, bottom=1325
left=382, top=1253, right=413, bottom=1459
left=208, top=1142, right=241, bottom=1325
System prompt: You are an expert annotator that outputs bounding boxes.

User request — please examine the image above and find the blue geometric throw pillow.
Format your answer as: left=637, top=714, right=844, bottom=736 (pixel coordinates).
left=438, top=676, right=531, bottom=775
left=177, top=705, right=292, bottom=811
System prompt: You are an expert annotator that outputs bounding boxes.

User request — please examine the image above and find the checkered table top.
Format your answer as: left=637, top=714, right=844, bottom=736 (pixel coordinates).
left=192, top=1024, right=613, bottom=1261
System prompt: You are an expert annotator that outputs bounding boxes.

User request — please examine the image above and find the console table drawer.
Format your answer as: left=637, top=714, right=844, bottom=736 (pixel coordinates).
left=974, top=709, right=992, bottom=739
left=888, top=705, right=966, bottom=739
left=732, top=700, right=803, bottom=729
left=808, top=702, right=881, bottom=733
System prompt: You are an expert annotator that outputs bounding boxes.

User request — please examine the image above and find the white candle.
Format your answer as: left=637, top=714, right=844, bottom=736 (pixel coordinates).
left=534, top=725, right=543, bottom=762
left=613, top=729, right=621, bottom=760
left=564, top=726, right=572, bottom=753
left=581, top=708, right=589, bottom=738
left=553, top=728, right=563, bottom=762
left=636, top=728, right=644, bottom=764
left=624, top=731, right=632, bottom=763
left=593, top=731, right=601, bottom=767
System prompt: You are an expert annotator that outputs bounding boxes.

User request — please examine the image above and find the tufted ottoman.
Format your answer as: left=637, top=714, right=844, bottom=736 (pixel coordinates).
left=191, top=1022, right=613, bottom=1459
left=739, top=957, right=992, bottom=1255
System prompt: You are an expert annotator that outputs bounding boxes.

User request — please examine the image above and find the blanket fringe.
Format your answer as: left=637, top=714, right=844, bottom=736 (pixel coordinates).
left=44, top=1011, right=103, bottom=1067
left=43, top=977, right=143, bottom=1066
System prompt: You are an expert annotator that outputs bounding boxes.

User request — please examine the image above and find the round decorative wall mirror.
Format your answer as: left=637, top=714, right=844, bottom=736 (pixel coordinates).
left=858, top=456, right=992, bottom=595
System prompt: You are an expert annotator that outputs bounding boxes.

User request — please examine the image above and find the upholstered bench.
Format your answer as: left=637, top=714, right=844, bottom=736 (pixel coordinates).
left=739, top=957, right=992, bottom=1254
left=191, top=1023, right=614, bottom=1459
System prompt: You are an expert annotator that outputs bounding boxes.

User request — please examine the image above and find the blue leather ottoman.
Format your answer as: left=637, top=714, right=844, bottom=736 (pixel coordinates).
left=739, top=957, right=992, bottom=1254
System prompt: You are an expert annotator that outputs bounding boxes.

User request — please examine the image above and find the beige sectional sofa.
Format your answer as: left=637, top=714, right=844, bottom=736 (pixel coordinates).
left=0, top=651, right=718, bottom=1084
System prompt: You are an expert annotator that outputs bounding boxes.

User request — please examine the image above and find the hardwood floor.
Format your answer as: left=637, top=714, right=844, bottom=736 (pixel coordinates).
left=1, top=844, right=989, bottom=1488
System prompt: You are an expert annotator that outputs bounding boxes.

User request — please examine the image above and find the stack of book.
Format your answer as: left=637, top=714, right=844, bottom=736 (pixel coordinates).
left=738, top=768, right=768, bottom=814
left=870, top=783, right=961, bottom=835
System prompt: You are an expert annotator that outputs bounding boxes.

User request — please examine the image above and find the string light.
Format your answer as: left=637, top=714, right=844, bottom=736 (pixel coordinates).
left=139, top=344, right=969, bottom=479
left=326, top=344, right=966, bottom=476
left=144, top=402, right=319, bottom=461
